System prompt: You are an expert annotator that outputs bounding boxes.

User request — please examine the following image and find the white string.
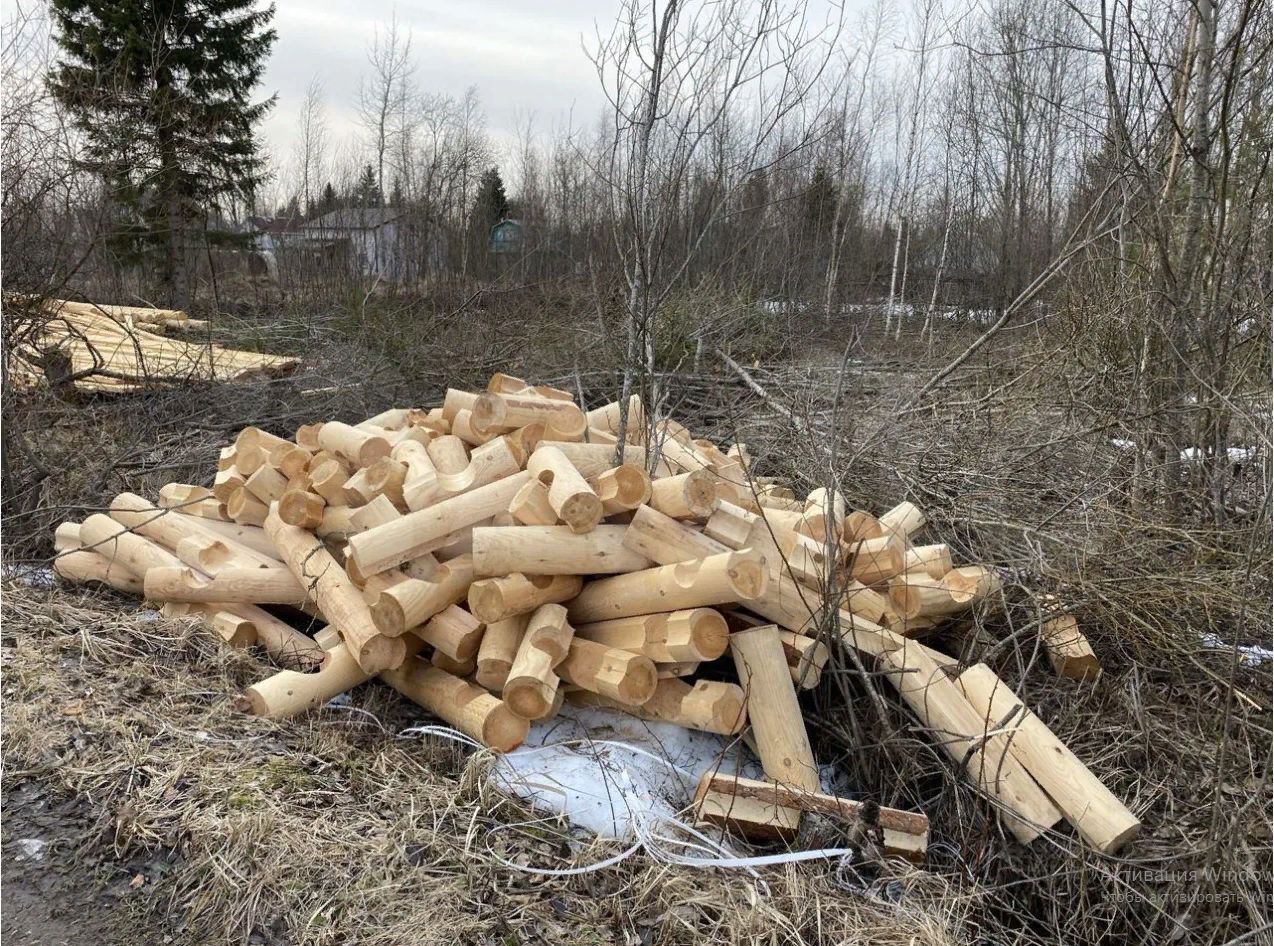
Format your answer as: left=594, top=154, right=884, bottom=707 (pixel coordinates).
left=397, top=723, right=864, bottom=880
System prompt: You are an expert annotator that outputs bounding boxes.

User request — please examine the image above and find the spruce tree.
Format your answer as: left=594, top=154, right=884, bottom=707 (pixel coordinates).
left=471, top=167, right=510, bottom=231
left=356, top=164, right=383, bottom=207
left=49, top=0, right=276, bottom=307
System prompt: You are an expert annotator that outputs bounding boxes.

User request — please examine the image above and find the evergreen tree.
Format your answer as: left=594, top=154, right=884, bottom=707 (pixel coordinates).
left=356, top=164, right=383, bottom=207
left=306, top=181, right=338, bottom=220
left=49, top=0, right=277, bottom=307
left=471, top=167, right=509, bottom=232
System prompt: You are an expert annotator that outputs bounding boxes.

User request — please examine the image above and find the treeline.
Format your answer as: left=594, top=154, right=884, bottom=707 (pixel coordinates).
left=3, top=0, right=1270, bottom=328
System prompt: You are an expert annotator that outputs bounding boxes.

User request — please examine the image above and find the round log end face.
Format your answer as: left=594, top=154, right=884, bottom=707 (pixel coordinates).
left=560, top=493, right=603, bottom=534
left=279, top=490, right=325, bottom=529
left=357, top=437, right=393, bottom=468
left=471, top=393, right=506, bottom=430
left=369, top=594, right=409, bottom=636
left=686, top=608, right=729, bottom=660
left=546, top=407, right=588, bottom=440
left=618, top=657, right=658, bottom=705
left=705, top=682, right=747, bottom=735
left=483, top=705, right=531, bottom=752
left=889, top=585, right=923, bottom=620
left=234, top=688, right=269, bottom=717
left=505, top=679, right=553, bottom=721
left=608, top=466, right=652, bottom=506
left=467, top=581, right=507, bottom=624
left=683, top=470, right=719, bottom=517
left=358, top=634, right=407, bottom=674
left=727, top=557, right=768, bottom=599
left=843, top=511, right=883, bottom=543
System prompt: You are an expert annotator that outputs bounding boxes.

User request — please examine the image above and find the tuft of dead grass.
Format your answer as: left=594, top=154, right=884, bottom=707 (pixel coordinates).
left=2, top=583, right=972, bottom=946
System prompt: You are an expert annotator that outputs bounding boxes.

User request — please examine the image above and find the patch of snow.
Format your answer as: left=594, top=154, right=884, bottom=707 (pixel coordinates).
left=494, top=704, right=765, bottom=839
left=1111, top=438, right=1135, bottom=450
left=12, top=838, right=49, bottom=862
left=1199, top=633, right=1273, bottom=666
left=2, top=565, right=56, bottom=588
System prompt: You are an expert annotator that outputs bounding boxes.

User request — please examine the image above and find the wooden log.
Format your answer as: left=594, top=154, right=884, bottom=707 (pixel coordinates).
left=314, top=505, right=362, bottom=540
left=843, top=510, right=885, bottom=543
left=271, top=442, right=313, bottom=479
left=880, top=500, right=925, bottom=538
left=589, top=465, right=651, bottom=515
left=217, top=445, right=238, bottom=472
left=278, top=490, right=326, bottom=529
left=427, top=434, right=470, bottom=474
left=236, top=636, right=422, bottom=719
left=173, top=534, right=281, bottom=575
left=52, top=548, right=144, bottom=593
left=694, top=786, right=802, bottom=841
left=212, top=467, right=246, bottom=504
left=264, top=507, right=405, bottom=673
left=79, top=513, right=184, bottom=575
left=295, top=422, right=324, bottom=451
left=648, top=469, right=717, bottom=519
left=540, top=442, right=647, bottom=479
left=889, top=574, right=968, bottom=619
left=474, top=392, right=587, bottom=440
left=694, top=773, right=929, bottom=861
left=527, top=446, right=602, bottom=533
left=381, top=659, right=529, bottom=751
left=143, top=565, right=308, bottom=605
left=508, top=479, right=558, bottom=525
left=904, top=543, right=954, bottom=579
left=430, top=649, right=477, bottom=676
left=799, top=487, right=847, bottom=542
left=1039, top=612, right=1101, bottom=681
left=730, top=625, right=820, bottom=792
left=566, top=549, right=767, bottom=624
left=476, top=613, right=529, bottom=692
left=441, top=388, right=481, bottom=422
left=416, top=604, right=485, bottom=661
left=843, top=533, right=905, bottom=584
left=244, top=464, right=289, bottom=504
left=340, top=467, right=378, bottom=506
left=363, top=457, right=407, bottom=507
left=237, top=426, right=293, bottom=455
left=623, top=504, right=731, bottom=562
left=469, top=573, right=583, bottom=624
left=368, top=554, right=474, bottom=635
left=557, top=637, right=657, bottom=704
left=108, top=492, right=269, bottom=565
left=585, top=395, right=645, bottom=442
left=317, top=421, right=392, bottom=468
left=877, top=643, right=1062, bottom=843
left=956, top=663, right=1139, bottom=853
left=357, top=407, right=410, bottom=431
left=570, top=677, right=746, bottom=735
left=394, top=439, right=439, bottom=510
left=487, top=372, right=573, bottom=401
left=573, top=608, right=728, bottom=662
left=431, top=436, right=523, bottom=501
left=504, top=603, right=575, bottom=720
left=163, top=601, right=256, bottom=647
left=655, top=660, right=698, bottom=678
left=345, top=471, right=531, bottom=577
left=53, top=522, right=82, bottom=551
left=781, top=629, right=830, bottom=689
left=349, top=494, right=401, bottom=532
left=309, top=459, right=350, bottom=505
left=471, top=525, right=650, bottom=577
left=227, top=488, right=269, bottom=526
left=176, top=517, right=278, bottom=559
left=943, top=565, right=1003, bottom=605
left=158, top=482, right=219, bottom=509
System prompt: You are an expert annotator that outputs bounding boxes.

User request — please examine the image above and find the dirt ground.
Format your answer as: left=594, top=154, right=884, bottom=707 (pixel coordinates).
left=1, top=780, right=174, bottom=945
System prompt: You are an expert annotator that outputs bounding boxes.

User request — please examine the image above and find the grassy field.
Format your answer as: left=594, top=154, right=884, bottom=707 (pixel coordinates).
left=2, top=289, right=1269, bottom=945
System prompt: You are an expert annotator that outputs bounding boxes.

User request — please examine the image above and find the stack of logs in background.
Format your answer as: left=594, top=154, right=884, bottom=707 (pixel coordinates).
left=51, top=373, right=1139, bottom=859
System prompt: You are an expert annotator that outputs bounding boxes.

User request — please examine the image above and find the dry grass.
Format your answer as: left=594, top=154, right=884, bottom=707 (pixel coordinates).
left=2, top=584, right=970, bottom=946
left=2, top=291, right=1270, bottom=945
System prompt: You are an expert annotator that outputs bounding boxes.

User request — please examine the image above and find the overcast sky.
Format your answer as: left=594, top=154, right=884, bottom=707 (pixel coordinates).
left=258, top=0, right=622, bottom=175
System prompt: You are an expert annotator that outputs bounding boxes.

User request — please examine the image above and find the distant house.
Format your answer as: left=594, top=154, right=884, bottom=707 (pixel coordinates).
left=246, top=214, right=303, bottom=253
left=489, top=218, right=524, bottom=254
left=299, top=207, right=407, bottom=280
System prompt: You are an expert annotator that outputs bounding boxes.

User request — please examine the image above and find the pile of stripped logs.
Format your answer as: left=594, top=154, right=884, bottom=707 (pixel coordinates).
left=50, top=372, right=1138, bottom=859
